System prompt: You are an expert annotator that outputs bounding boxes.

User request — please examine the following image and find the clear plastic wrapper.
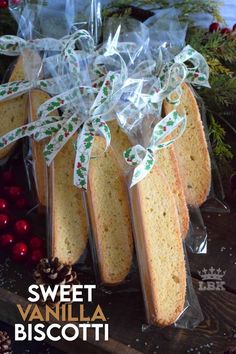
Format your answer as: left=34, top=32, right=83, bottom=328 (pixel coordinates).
left=5, top=1, right=103, bottom=265
left=0, top=3, right=218, bottom=330
left=105, top=8, right=228, bottom=257
left=100, top=13, right=208, bottom=327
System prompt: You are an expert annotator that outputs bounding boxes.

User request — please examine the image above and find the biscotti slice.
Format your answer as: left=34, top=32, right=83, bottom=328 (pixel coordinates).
left=87, top=136, right=133, bottom=285
left=0, top=56, right=28, bottom=159
left=29, top=90, right=52, bottom=209
left=49, top=135, right=88, bottom=265
left=130, top=166, right=186, bottom=326
left=155, top=147, right=189, bottom=238
left=108, top=120, right=189, bottom=238
left=163, top=83, right=211, bottom=206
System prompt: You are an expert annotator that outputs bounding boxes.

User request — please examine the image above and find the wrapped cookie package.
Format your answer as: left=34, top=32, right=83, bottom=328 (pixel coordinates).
left=0, top=0, right=227, bottom=330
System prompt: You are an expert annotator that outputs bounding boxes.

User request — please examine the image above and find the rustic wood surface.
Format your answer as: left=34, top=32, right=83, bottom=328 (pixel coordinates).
left=0, top=209, right=236, bottom=354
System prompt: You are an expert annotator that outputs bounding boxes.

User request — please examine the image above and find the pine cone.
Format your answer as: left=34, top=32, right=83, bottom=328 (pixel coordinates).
left=0, top=331, right=12, bottom=354
left=33, top=257, right=79, bottom=307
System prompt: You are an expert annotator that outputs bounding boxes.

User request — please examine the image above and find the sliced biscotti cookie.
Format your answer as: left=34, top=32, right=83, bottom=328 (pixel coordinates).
left=87, top=136, right=133, bottom=285
left=163, top=83, right=211, bottom=206
left=108, top=120, right=189, bottom=238
left=49, top=135, right=88, bottom=265
left=0, top=56, right=28, bottom=159
left=130, top=166, right=186, bottom=326
left=155, top=147, right=189, bottom=238
left=29, top=90, right=52, bottom=209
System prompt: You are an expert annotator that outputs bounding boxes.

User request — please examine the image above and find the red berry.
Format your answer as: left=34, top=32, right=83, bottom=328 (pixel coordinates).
left=0, top=214, right=10, bottom=230
left=0, top=0, right=8, bottom=8
left=0, top=198, right=8, bottom=212
left=28, top=249, right=44, bottom=264
left=221, top=27, right=231, bottom=35
left=233, top=24, right=236, bottom=32
left=12, top=0, right=21, bottom=4
left=11, top=242, right=28, bottom=262
left=1, top=170, right=14, bottom=184
left=209, top=22, right=220, bottom=32
left=8, top=186, right=23, bottom=200
left=14, top=219, right=30, bottom=236
left=15, top=197, right=28, bottom=209
left=29, top=236, right=43, bottom=250
left=0, top=233, right=14, bottom=248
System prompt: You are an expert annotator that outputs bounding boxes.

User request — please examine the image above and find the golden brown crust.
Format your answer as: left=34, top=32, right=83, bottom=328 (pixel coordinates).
left=156, top=146, right=189, bottom=238
left=130, top=166, right=186, bottom=326
left=163, top=83, right=211, bottom=206
left=49, top=134, right=88, bottom=265
left=0, top=56, right=28, bottom=159
left=87, top=136, right=133, bottom=285
left=109, top=120, right=189, bottom=238
left=29, top=90, right=51, bottom=209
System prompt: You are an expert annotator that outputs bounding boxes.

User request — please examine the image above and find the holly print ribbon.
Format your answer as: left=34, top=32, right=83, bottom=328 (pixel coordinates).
left=74, top=118, right=111, bottom=189
left=40, top=69, right=120, bottom=189
left=0, top=34, right=68, bottom=56
left=0, top=115, right=65, bottom=150
left=0, top=27, right=209, bottom=190
left=124, top=110, right=186, bottom=187
left=0, top=78, right=62, bottom=103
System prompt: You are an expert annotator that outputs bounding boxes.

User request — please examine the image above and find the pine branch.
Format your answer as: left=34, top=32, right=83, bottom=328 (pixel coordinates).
left=103, top=0, right=223, bottom=24
left=209, top=115, right=233, bottom=160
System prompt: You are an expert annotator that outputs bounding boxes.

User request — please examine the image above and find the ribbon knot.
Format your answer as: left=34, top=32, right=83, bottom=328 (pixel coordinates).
left=0, top=29, right=209, bottom=190
left=124, top=110, right=186, bottom=187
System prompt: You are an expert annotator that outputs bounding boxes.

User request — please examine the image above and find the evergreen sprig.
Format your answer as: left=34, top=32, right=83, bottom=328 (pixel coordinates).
left=103, top=0, right=223, bottom=24
left=187, top=28, right=236, bottom=162
left=209, top=115, right=233, bottom=161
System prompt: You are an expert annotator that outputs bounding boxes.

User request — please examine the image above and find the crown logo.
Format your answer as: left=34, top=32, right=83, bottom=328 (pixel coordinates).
left=198, top=267, right=226, bottom=281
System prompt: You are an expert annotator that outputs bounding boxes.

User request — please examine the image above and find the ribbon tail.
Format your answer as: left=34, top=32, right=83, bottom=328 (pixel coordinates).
left=43, top=114, right=83, bottom=166
left=0, top=81, right=31, bottom=102
left=130, top=151, right=155, bottom=188
left=0, top=35, right=26, bottom=56
left=92, top=118, right=111, bottom=150
left=123, top=144, right=155, bottom=187
left=73, top=122, right=95, bottom=189
left=37, top=88, right=77, bottom=119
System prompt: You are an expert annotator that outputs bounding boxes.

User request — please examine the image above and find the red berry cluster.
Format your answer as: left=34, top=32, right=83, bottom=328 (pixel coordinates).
left=0, top=169, right=45, bottom=265
left=0, top=0, right=21, bottom=8
left=209, top=22, right=236, bottom=35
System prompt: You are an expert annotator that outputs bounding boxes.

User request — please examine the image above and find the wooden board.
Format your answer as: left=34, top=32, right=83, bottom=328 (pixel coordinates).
left=0, top=155, right=235, bottom=353
left=1, top=210, right=236, bottom=354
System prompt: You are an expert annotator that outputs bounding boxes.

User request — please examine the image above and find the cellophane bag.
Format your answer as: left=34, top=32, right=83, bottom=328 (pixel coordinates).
left=99, top=11, right=210, bottom=327
left=5, top=0, right=103, bottom=272
left=105, top=8, right=210, bottom=257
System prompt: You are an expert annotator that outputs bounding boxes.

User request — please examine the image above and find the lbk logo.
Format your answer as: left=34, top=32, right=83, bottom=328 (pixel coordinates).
left=198, top=267, right=226, bottom=291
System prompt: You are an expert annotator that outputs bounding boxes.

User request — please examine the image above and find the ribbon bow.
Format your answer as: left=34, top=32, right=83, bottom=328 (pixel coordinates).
left=124, top=110, right=186, bottom=187
left=122, top=45, right=209, bottom=187
left=36, top=27, right=127, bottom=189
left=0, top=28, right=128, bottom=189
left=0, top=28, right=210, bottom=190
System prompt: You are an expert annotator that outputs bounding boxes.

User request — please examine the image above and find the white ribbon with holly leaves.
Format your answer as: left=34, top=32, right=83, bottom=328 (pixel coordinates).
left=0, top=28, right=127, bottom=189
left=0, top=28, right=209, bottom=189
left=0, top=32, right=91, bottom=101
left=124, top=110, right=186, bottom=187
left=120, top=44, right=209, bottom=187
